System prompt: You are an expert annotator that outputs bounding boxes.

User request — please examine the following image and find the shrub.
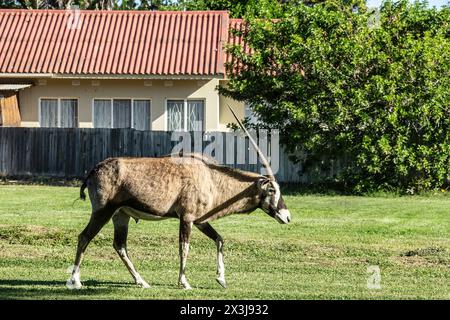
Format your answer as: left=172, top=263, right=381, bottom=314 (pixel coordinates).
left=220, top=0, right=450, bottom=192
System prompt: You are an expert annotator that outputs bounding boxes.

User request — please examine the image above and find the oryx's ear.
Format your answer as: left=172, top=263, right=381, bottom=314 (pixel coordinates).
left=257, top=178, right=271, bottom=192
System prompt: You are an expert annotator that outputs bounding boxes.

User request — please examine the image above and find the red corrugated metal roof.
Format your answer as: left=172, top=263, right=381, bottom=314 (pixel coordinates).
left=0, top=9, right=234, bottom=77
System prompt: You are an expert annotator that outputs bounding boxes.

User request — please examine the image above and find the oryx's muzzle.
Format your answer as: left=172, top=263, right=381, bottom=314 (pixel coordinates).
left=275, top=209, right=291, bottom=224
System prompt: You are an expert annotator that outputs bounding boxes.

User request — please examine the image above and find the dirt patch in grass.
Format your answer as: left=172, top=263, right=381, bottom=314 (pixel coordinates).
left=401, top=246, right=447, bottom=257
left=398, top=246, right=450, bottom=266
left=0, top=225, right=74, bottom=246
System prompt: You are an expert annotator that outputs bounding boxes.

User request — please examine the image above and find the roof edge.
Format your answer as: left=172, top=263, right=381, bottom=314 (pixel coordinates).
left=0, top=73, right=225, bottom=80
left=0, top=9, right=230, bottom=14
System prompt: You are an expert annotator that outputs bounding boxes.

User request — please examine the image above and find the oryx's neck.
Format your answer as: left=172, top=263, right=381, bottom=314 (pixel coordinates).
left=209, top=166, right=262, bottom=218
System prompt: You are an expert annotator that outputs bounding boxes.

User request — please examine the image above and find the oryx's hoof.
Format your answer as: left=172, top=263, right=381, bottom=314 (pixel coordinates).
left=216, top=277, right=227, bottom=288
left=66, top=278, right=82, bottom=290
left=136, top=279, right=151, bottom=289
left=179, top=282, right=193, bottom=290
left=179, top=275, right=193, bottom=290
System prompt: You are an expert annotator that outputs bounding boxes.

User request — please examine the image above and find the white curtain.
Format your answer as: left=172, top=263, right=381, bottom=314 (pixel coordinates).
left=133, top=100, right=151, bottom=130
left=60, top=99, right=78, bottom=128
left=40, top=99, right=58, bottom=127
left=113, top=99, right=132, bottom=128
left=93, top=99, right=112, bottom=128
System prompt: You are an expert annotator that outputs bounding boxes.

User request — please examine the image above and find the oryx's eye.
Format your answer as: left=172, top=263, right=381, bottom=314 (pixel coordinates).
left=267, top=188, right=275, bottom=194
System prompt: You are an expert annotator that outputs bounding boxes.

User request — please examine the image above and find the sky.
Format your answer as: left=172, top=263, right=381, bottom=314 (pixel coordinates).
left=366, top=0, right=449, bottom=7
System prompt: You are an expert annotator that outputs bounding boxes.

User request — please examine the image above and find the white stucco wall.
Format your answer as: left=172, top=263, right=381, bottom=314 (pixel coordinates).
left=18, top=78, right=245, bottom=131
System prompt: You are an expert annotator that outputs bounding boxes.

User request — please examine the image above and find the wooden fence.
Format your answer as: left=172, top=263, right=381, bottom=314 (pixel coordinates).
left=0, top=127, right=335, bottom=183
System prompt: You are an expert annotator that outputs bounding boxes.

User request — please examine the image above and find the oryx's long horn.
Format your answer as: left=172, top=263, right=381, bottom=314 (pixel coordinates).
left=228, top=104, right=275, bottom=180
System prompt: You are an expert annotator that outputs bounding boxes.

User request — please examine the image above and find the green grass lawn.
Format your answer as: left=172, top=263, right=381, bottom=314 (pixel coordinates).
left=0, top=185, right=448, bottom=300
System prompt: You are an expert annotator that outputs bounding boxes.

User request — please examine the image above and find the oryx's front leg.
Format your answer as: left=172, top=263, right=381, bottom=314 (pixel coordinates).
left=178, top=220, right=193, bottom=290
left=195, top=222, right=226, bottom=288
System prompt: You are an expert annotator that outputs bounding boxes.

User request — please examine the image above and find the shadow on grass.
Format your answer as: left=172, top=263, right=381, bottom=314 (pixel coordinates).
left=0, top=279, right=130, bottom=299
left=0, top=279, right=180, bottom=299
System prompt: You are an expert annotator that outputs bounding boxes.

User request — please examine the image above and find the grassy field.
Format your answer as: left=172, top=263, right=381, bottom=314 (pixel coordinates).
left=0, top=185, right=448, bottom=300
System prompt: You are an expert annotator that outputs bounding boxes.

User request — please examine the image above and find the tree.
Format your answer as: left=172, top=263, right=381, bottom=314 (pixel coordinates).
left=220, top=0, right=450, bottom=192
left=177, top=0, right=284, bottom=18
left=0, top=0, right=369, bottom=11
left=0, top=0, right=131, bottom=9
left=0, top=0, right=19, bottom=8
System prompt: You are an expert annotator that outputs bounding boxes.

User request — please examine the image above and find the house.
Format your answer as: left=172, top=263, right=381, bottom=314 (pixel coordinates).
left=0, top=9, right=246, bottom=131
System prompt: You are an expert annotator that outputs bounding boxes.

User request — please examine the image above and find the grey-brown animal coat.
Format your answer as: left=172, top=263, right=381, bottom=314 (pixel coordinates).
left=67, top=153, right=291, bottom=290
left=84, top=155, right=263, bottom=222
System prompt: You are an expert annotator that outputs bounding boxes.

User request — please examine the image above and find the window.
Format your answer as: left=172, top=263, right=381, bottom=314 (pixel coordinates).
left=167, top=99, right=204, bottom=131
left=93, top=99, right=151, bottom=130
left=40, top=98, right=78, bottom=128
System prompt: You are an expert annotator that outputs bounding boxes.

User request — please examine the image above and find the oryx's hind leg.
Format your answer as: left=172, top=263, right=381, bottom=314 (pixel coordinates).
left=112, top=211, right=150, bottom=289
left=179, top=220, right=193, bottom=290
left=195, top=222, right=226, bottom=288
left=67, top=205, right=114, bottom=289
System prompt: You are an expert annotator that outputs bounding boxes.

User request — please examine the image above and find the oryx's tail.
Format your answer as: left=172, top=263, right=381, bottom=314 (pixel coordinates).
left=80, top=180, right=87, bottom=201
left=80, top=169, right=95, bottom=201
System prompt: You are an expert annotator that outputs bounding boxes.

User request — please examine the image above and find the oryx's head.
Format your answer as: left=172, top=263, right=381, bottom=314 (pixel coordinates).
left=228, top=104, right=291, bottom=224
left=257, top=178, right=291, bottom=224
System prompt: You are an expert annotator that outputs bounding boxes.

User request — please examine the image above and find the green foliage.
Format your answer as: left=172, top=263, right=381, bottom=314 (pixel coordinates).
left=0, top=0, right=334, bottom=15
left=178, top=0, right=284, bottom=18
left=0, top=0, right=103, bottom=9
left=0, top=0, right=178, bottom=9
left=221, top=0, right=450, bottom=192
left=177, top=0, right=367, bottom=18
left=0, top=0, right=19, bottom=8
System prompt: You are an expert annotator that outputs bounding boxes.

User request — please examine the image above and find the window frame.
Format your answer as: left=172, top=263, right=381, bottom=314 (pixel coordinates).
left=165, top=98, right=205, bottom=131
left=39, top=97, right=79, bottom=128
left=92, top=98, right=152, bottom=130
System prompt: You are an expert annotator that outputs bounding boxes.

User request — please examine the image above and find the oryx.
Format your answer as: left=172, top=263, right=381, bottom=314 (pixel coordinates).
left=67, top=106, right=291, bottom=290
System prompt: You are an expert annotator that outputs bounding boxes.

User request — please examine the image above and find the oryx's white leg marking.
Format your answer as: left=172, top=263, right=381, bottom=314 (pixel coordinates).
left=66, top=265, right=82, bottom=290
left=179, top=221, right=193, bottom=290
left=216, top=238, right=226, bottom=288
left=116, top=247, right=150, bottom=289
left=179, top=242, right=192, bottom=290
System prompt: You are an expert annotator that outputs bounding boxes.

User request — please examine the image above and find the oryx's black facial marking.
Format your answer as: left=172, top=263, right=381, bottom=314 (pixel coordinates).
left=257, top=179, right=291, bottom=224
